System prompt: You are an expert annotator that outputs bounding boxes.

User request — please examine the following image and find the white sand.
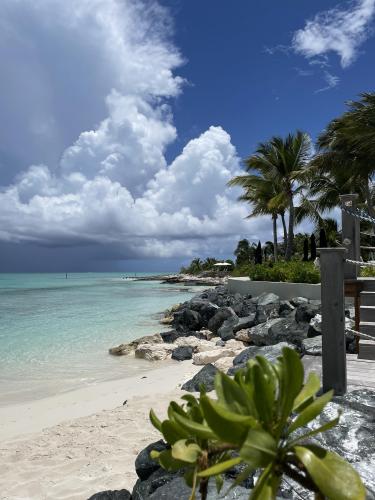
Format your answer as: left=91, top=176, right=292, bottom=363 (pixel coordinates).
left=0, top=361, right=200, bottom=500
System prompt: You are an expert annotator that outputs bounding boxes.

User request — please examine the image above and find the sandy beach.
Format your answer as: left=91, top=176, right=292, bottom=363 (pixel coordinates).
left=0, top=361, right=200, bottom=500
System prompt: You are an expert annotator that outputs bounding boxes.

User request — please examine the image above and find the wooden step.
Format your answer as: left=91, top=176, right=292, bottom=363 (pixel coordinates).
left=358, top=340, right=375, bottom=360
left=360, top=291, right=375, bottom=306
left=360, top=306, right=375, bottom=322
left=359, top=322, right=375, bottom=337
left=359, top=278, right=375, bottom=292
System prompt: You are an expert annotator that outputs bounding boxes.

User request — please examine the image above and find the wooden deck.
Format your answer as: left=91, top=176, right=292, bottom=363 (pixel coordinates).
left=303, top=354, right=375, bottom=390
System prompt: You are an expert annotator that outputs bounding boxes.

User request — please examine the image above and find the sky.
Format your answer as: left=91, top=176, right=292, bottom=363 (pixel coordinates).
left=0, top=0, right=374, bottom=272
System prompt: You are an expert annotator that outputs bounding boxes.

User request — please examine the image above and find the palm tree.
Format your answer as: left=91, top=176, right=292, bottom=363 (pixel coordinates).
left=315, top=93, right=375, bottom=220
left=228, top=171, right=287, bottom=261
left=230, top=131, right=312, bottom=261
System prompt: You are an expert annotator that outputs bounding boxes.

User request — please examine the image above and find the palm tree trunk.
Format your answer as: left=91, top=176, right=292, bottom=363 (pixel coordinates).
left=280, top=212, right=288, bottom=248
left=272, top=214, right=278, bottom=262
left=285, top=194, right=294, bottom=261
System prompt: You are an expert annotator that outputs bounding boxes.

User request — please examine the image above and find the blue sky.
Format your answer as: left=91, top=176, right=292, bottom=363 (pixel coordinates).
left=0, top=0, right=374, bottom=272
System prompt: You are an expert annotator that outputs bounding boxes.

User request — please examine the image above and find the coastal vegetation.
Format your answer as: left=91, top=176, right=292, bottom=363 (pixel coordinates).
left=150, top=347, right=365, bottom=500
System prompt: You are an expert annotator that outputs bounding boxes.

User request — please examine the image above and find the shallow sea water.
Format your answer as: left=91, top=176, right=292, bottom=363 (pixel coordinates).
left=0, top=273, right=199, bottom=405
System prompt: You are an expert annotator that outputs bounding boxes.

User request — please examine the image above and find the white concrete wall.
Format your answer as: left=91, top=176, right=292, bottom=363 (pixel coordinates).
left=228, top=277, right=321, bottom=300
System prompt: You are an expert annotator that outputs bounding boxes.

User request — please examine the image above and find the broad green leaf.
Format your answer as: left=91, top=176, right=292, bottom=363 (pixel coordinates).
left=252, top=364, right=273, bottom=425
left=181, top=394, right=199, bottom=406
left=158, top=449, right=188, bottom=471
left=277, top=348, right=304, bottom=433
left=250, top=464, right=281, bottom=500
left=287, top=416, right=340, bottom=447
left=215, top=371, right=250, bottom=414
left=161, top=419, right=189, bottom=444
left=172, top=439, right=201, bottom=463
left=173, top=412, right=216, bottom=440
left=293, top=372, right=320, bottom=412
left=200, top=395, right=248, bottom=445
left=240, top=429, right=277, bottom=469
left=294, top=445, right=366, bottom=500
left=288, top=390, right=333, bottom=434
left=149, top=409, right=162, bottom=432
left=198, top=456, right=242, bottom=477
left=170, top=401, right=188, bottom=418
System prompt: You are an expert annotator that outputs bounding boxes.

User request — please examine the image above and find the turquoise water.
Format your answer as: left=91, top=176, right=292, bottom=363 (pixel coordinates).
left=0, top=273, right=197, bottom=405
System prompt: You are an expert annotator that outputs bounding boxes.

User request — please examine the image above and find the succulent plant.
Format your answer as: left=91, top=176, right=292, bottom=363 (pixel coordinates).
left=150, top=347, right=365, bottom=500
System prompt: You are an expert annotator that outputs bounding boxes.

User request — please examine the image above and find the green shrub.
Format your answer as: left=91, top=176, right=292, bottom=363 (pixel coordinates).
left=232, top=261, right=320, bottom=284
left=360, top=266, right=375, bottom=277
left=149, top=347, right=364, bottom=500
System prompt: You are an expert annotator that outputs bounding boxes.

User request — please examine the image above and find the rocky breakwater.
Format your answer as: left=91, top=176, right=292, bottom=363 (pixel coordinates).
left=109, top=285, right=356, bottom=388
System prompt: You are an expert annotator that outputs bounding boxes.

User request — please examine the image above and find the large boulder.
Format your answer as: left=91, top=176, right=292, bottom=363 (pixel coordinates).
left=181, top=364, right=218, bottom=392
left=255, top=292, right=280, bottom=323
left=290, top=296, right=309, bottom=307
left=229, top=342, right=293, bottom=374
left=217, top=314, right=257, bottom=341
left=279, top=300, right=295, bottom=317
left=135, top=440, right=168, bottom=481
left=295, top=302, right=321, bottom=324
left=88, top=490, right=131, bottom=500
left=187, top=299, right=219, bottom=326
left=207, top=307, right=237, bottom=334
left=135, top=343, right=174, bottom=361
left=171, top=346, right=193, bottom=361
left=245, top=317, right=308, bottom=347
left=172, top=308, right=202, bottom=332
left=132, top=468, right=182, bottom=500
left=109, top=334, right=162, bottom=356
left=174, top=336, right=215, bottom=352
left=160, top=330, right=205, bottom=344
left=193, top=346, right=243, bottom=366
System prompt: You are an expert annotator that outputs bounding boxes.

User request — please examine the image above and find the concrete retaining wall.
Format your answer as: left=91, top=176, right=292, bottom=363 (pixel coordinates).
left=228, top=277, right=321, bottom=300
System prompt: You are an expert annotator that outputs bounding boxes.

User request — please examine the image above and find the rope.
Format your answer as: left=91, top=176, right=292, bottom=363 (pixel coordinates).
left=341, top=204, right=375, bottom=224
left=345, top=258, right=375, bottom=267
left=345, top=327, right=375, bottom=342
left=360, top=246, right=375, bottom=250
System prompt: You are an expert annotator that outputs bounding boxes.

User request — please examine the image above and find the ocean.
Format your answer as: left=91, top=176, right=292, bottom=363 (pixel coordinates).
left=0, top=273, right=198, bottom=406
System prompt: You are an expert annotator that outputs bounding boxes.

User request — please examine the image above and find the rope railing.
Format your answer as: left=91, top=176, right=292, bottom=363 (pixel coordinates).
left=341, top=204, right=375, bottom=224
left=345, top=328, right=375, bottom=342
left=345, top=258, right=375, bottom=267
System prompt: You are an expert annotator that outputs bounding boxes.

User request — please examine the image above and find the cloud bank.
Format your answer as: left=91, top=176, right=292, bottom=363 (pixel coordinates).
left=0, top=0, right=268, bottom=263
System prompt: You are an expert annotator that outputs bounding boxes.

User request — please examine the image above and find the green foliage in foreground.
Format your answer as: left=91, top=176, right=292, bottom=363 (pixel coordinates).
left=149, top=348, right=364, bottom=500
left=231, top=261, right=320, bottom=284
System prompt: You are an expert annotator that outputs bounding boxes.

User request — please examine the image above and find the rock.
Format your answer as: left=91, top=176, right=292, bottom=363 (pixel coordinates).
left=159, top=316, right=173, bottom=325
left=295, top=303, right=321, bottom=324
left=225, top=339, right=245, bottom=350
left=148, top=477, right=249, bottom=499
left=132, top=468, right=182, bottom=500
left=290, top=296, right=309, bottom=307
left=302, top=336, right=322, bottom=356
left=279, top=300, right=295, bottom=317
left=135, top=440, right=168, bottom=481
left=207, top=307, right=238, bottom=334
left=181, top=364, right=218, bottom=392
left=160, top=330, right=205, bottom=344
left=217, top=315, right=238, bottom=340
left=215, top=338, right=225, bottom=347
left=109, top=334, right=162, bottom=356
left=159, top=330, right=179, bottom=343
left=256, top=292, right=280, bottom=306
left=234, top=329, right=251, bottom=343
left=87, top=490, right=131, bottom=500
left=135, top=343, right=174, bottom=361
left=193, top=346, right=242, bottom=366
left=172, top=308, right=202, bottom=332
left=307, top=314, right=322, bottom=337
left=213, top=356, right=236, bottom=372
left=246, top=317, right=308, bottom=347
left=229, top=342, right=293, bottom=374
left=171, top=346, right=193, bottom=361
left=187, top=299, right=219, bottom=326
left=255, top=292, right=280, bottom=323
left=233, top=314, right=257, bottom=332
